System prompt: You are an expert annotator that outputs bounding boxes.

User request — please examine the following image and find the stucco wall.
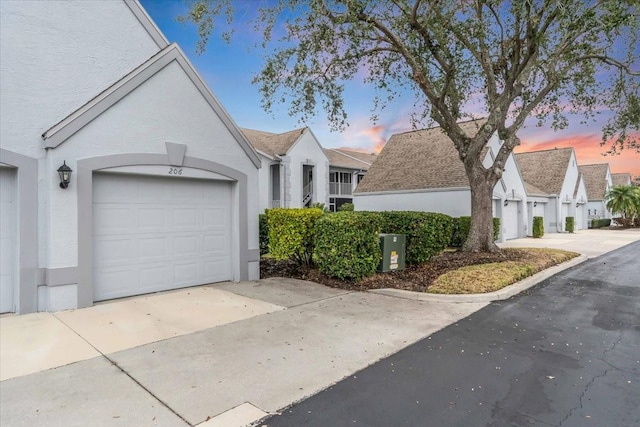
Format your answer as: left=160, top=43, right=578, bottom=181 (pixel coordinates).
left=0, top=0, right=161, bottom=158
left=354, top=188, right=472, bottom=216
left=285, top=131, right=329, bottom=207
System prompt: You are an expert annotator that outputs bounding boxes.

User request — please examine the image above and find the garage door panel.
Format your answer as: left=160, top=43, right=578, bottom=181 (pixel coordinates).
left=138, top=207, right=168, bottom=229
left=172, top=208, right=199, bottom=228
left=204, top=259, right=231, bottom=280
left=93, top=173, right=232, bottom=302
left=173, top=262, right=199, bottom=286
left=93, top=206, right=135, bottom=234
left=203, top=234, right=227, bottom=254
left=173, top=235, right=199, bottom=257
left=203, top=207, right=228, bottom=227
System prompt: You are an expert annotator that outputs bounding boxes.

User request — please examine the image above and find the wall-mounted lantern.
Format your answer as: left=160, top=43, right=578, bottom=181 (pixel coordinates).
left=57, top=161, right=72, bottom=189
left=533, top=201, right=538, bottom=207
left=504, top=199, right=509, bottom=207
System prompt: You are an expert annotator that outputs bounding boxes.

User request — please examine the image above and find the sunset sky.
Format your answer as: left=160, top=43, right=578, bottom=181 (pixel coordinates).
left=141, top=0, right=639, bottom=178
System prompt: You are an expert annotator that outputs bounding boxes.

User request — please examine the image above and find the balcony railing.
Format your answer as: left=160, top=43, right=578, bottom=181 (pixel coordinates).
left=329, top=182, right=352, bottom=195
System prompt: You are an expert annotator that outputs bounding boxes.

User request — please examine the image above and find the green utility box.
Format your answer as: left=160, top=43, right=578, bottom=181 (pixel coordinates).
left=378, top=234, right=406, bottom=272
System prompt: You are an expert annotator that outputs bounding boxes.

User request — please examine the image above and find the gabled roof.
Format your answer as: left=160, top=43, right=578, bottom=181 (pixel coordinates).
left=355, top=119, right=486, bottom=193
left=579, top=163, right=611, bottom=200
left=240, top=127, right=306, bottom=158
left=324, top=148, right=377, bottom=170
left=524, top=181, right=549, bottom=197
left=514, top=147, right=573, bottom=195
left=611, top=172, right=632, bottom=187
left=41, top=43, right=261, bottom=168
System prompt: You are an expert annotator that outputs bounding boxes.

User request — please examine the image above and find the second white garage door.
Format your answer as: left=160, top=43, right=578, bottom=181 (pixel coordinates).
left=93, top=173, right=232, bottom=301
left=503, top=201, right=520, bottom=240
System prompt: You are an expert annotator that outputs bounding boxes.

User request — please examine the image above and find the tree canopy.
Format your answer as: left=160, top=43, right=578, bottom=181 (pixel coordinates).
left=181, top=0, right=640, bottom=251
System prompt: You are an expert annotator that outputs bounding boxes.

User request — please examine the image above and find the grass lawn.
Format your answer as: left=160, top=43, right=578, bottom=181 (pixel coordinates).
left=261, top=248, right=579, bottom=294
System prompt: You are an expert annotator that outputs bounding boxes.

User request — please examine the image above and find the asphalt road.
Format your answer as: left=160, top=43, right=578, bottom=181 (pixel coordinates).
left=262, top=241, right=640, bottom=427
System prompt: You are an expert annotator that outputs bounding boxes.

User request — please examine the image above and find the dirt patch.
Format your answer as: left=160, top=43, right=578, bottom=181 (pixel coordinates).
left=260, top=248, right=579, bottom=293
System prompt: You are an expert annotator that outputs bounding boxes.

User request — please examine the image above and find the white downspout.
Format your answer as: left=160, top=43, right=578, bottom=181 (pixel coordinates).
left=556, top=195, right=562, bottom=232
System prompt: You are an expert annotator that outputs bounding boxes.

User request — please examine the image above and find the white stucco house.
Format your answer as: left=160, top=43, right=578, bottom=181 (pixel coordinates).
left=353, top=119, right=528, bottom=241
left=579, top=163, right=613, bottom=220
left=242, top=127, right=330, bottom=212
left=515, top=148, right=588, bottom=232
left=0, top=0, right=261, bottom=314
left=324, top=149, right=377, bottom=212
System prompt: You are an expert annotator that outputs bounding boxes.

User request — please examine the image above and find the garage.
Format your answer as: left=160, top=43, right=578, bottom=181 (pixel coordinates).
left=503, top=201, right=520, bottom=240
left=92, top=172, right=233, bottom=301
left=0, top=167, right=16, bottom=313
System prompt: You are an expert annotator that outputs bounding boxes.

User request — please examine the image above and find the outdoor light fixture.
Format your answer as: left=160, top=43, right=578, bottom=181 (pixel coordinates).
left=57, top=161, right=72, bottom=189
left=576, top=203, right=580, bottom=208
left=504, top=199, right=509, bottom=206
left=533, top=201, right=538, bottom=207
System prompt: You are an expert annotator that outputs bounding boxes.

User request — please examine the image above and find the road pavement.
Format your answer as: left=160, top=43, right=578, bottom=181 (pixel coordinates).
left=262, top=240, right=640, bottom=427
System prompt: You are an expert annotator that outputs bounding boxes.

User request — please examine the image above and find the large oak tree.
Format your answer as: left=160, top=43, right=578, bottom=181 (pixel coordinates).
left=182, top=0, right=639, bottom=251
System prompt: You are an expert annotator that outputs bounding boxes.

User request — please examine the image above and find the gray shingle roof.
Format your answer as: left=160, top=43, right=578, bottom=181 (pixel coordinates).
left=324, top=148, right=377, bottom=170
left=514, top=148, right=573, bottom=195
left=355, top=119, right=486, bottom=193
left=524, top=181, right=549, bottom=197
left=579, top=163, right=610, bottom=200
left=611, top=172, right=632, bottom=187
left=240, top=127, right=306, bottom=157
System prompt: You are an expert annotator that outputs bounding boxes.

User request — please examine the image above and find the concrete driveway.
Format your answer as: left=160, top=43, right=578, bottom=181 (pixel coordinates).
left=1, top=228, right=638, bottom=427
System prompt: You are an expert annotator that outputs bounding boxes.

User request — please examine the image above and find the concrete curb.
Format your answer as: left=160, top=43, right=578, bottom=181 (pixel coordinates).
left=368, top=254, right=588, bottom=303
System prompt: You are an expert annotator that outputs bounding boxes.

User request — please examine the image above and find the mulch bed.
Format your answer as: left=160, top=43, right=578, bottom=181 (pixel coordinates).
left=260, top=249, right=532, bottom=293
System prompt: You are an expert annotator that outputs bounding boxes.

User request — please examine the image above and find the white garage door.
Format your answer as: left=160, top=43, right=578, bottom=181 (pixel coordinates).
left=0, top=168, right=16, bottom=313
left=503, top=201, right=519, bottom=240
left=93, top=173, right=233, bottom=301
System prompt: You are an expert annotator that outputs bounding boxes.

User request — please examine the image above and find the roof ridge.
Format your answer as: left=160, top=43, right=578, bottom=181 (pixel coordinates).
left=389, top=117, right=487, bottom=138
left=327, top=148, right=374, bottom=166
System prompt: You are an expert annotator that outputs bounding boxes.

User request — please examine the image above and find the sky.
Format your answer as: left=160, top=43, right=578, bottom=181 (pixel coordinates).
left=140, top=0, right=639, bottom=178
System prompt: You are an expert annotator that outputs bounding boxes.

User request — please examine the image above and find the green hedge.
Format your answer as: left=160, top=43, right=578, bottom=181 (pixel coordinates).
left=337, top=202, right=354, bottom=212
left=314, top=212, right=382, bottom=280
left=259, top=213, right=269, bottom=255
left=376, top=211, right=453, bottom=264
left=532, top=216, right=544, bottom=238
left=451, top=216, right=501, bottom=247
left=589, top=218, right=612, bottom=229
left=266, top=208, right=324, bottom=264
left=565, top=216, right=575, bottom=233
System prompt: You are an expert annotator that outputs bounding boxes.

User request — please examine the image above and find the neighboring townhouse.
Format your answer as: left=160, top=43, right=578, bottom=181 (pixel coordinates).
left=324, top=148, right=377, bottom=212
left=579, top=163, right=613, bottom=219
left=515, top=147, right=587, bottom=233
left=611, top=172, right=632, bottom=187
left=0, top=0, right=261, bottom=314
left=241, top=127, right=330, bottom=212
left=354, top=119, right=528, bottom=241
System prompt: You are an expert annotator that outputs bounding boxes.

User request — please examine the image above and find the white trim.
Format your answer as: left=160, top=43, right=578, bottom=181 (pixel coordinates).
left=124, top=0, right=169, bottom=49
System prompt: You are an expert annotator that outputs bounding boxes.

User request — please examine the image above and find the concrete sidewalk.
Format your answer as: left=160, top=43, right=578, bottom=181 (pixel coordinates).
left=1, top=228, right=638, bottom=427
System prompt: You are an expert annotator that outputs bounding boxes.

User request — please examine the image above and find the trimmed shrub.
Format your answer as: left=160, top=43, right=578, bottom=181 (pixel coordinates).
left=314, top=212, right=382, bottom=280
left=376, top=211, right=453, bottom=264
left=565, top=216, right=575, bottom=233
left=266, top=208, right=324, bottom=264
left=493, top=217, right=501, bottom=241
left=451, top=216, right=501, bottom=247
left=532, top=216, right=544, bottom=238
left=337, top=202, right=354, bottom=212
left=590, top=218, right=612, bottom=229
left=259, top=213, right=269, bottom=255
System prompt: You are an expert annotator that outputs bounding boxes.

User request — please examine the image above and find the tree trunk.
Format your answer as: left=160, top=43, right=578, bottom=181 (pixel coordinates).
left=463, top=165, right=500, bottom=252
